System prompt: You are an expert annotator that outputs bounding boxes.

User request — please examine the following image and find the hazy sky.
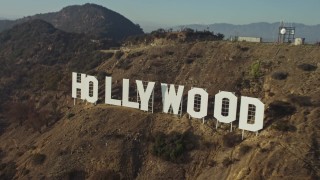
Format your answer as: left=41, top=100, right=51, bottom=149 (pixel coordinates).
left=0, top=0, right=319, bottom=26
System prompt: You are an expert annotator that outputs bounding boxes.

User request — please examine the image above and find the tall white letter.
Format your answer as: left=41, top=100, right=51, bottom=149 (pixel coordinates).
left=122, top=79, right=139, bottom=109
left=214, top=91, right=238, bottom=123
left=105, top=76, right=121, bottom=106
left=84, top=75, right=98, bottom=103
left=72, top=72, right=86, bottom=100
left=136, top=80, right=155, bottom=111
left=187, top=88, right=208, bottom=119
left=161, top=83, right=184, bottom=115
left=239, top=96, right=264, bottom=132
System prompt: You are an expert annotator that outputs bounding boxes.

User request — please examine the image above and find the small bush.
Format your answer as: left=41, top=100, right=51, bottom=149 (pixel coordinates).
left=97, top=71, right=111, bottom=81
left=152, top=132, right=189, bottom=162
left=222, top=132, right=242, bottom=148
left=271, top=71, right=288, bottom=80
left=67, top=113, right=75, bottom=119
left=90, top=170, right=120, bottom=180
left=16, top=151, right=24, bottom=157
left=65, top=169, right=86, bottom=180
left=267, top=101, right=296, bottom=118
left=114, top=51, right=124, bottom=59
left=21, top=167, right=30, bottom=175
left=0, top=148, right=4, bottom=159
left=167, top=33, right=178, bottom=40
left=250, top=61, right=261, bottom=78
left=239, top=145, right=251, bottom=155
left=222, top=157, right=233, bottom=167
left=184, top=58, right=194, bottom=64
left=297, top=63, right=317, bottom=71
left=31, top=153, right=46, bottom=165
left=259, top=148, right=269, bottom=153
left=166, top=51, right=175, bottom=56
left=287, top=94, right=312, bottom=106
left=126, top=51, right=143, bottom=59
left=115, top=59, right=132, bottom=70
left=240, top=47, right=249, bottom=51
left=272, top=121, right=296, bottom=132
left=0, top=161, right=17, bottom=180
left=208, top=160, right=217, bottom=167
left=236, top=45, right=249, bottom=51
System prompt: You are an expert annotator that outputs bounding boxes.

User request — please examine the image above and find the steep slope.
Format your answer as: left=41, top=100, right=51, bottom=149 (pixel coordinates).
left=0, top=31, right=319, bottom=179
left=0, top=3, right=144, bottom=40
left=0, top=19, right=115, bottom=106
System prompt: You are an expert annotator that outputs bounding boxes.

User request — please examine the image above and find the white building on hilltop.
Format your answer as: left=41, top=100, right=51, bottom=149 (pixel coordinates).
left=237, top=36, right=262, bottom=43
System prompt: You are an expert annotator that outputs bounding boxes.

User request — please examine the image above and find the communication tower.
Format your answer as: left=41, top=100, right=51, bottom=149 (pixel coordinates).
left=278, top=22, right=295, bottom=43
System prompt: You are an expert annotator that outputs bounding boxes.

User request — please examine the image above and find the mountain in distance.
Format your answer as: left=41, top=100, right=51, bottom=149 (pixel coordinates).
left=173, top=22, right=320, bottom=43
left=0, top=3, right=144, bottom=40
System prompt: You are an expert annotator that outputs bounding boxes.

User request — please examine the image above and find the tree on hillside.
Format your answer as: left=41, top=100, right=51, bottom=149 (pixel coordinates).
left=216, top=33, right=225, bottom=40
left=182, top=28, right=195, bottom=33
left=151, top=28, right=167, bottom=38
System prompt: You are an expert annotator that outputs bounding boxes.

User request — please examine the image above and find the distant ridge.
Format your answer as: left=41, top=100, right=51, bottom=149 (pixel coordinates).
left=0, top=3, right=144, bottom=40
left=173, top=22, right=320, bottom=43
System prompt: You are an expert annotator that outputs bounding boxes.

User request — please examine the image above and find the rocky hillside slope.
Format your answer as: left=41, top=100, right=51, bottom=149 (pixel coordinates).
left=0, top=25, right=319, bottom=179
left=0, top=3, right=144, bottom=40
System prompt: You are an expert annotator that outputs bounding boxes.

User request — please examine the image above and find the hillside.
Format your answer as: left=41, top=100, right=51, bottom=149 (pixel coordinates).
left=0, top=19, right=116, bottom=107
left=0, top=22, right=320, bottom=179
left=0, top=3, right=144, bottom=40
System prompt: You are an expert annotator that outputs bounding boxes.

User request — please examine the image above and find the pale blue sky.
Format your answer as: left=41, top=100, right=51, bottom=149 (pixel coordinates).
left=0, top=0, right=319, bottom=26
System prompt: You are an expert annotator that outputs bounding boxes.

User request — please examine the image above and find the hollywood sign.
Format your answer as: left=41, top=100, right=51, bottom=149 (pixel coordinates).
left=72, top=72, right=265, bottom=133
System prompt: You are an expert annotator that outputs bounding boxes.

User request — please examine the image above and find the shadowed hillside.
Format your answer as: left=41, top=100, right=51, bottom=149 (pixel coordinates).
left=0, top=19, right=116, bottom=107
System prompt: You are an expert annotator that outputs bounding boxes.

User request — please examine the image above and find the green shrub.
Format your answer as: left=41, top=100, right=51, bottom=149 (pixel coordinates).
left=222, top=132, right=242, bottom=148
left=287, top=94, right=312, bottom=106
left=31, top=153, right=46, bottom=165
left=0, top=148, right=4, bottom=159
left=297, top=63, right=317, bottom=71
left=152, top=132, right=189, bottom=162
left=115, top=59, right=132, bottom=70
left=166, top=51, right=175, bottom=56
left=272, top=121, right=296, bottom=132
left=97, top=71, right=111, bottom=81
left=90, top=170, right=120, bottom=180
left=21, top=167, right=30, bottom=175
left=208, top=160, right=217, bottom=167
left=62, top=169, right=86, bottom=180
left=236, top=45, right=249, bottom=51
left=267, top=101, right=296, bottom=118
left=239, top=145, right=251, bottom=155
left=250, top=61, right=261, bottom=78
left=271, top=71, right=288, bottom=80
left=67, top=113, right=75, bottom=119
left=222, top=157, right=233, bottom=167
left=114, top=51, right=124, bottom=59
left=0, top=161, right=17, bottom=180
left=184, top=58, right=194, bottom=64
left=126, top=51, right=143, bottom=59
left=259, top=147, right=269, bottom=153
